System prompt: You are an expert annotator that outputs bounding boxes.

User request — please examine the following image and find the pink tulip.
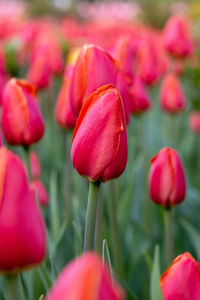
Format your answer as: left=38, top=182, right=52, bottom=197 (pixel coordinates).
left=189, top=112, right=200, bottom=133
left=32, top=179, right=49, bottom=207
left=30, top=151, right=41, bottom=179
left=129, top=77, right=151, bottom=114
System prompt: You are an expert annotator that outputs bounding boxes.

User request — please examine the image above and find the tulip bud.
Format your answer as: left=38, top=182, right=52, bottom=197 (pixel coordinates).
left=163, top=15, right=193, bottom=58
left=189, top=112, right=200, bottom=134
left=71, top=84, right=127, bottom=182
left=30, top=151, right=41, bottom=179
left=55, top=66, right=77, bottom=129
left=0, top=147, right=46, bottom=272
left=160, top=73, right=186, bottom=113
left=2, top=78, right=45, bottom=146
left=149, top=147, right=186, bottom=207
left=69, top=44, right=131, bottom=123
left=32, top=179, right=49, bottom=207
left=129, top=77, right=151, bottom=114
left=160, top=252, right=200, bottom=300
left=45, top=252, right=125, bottom=300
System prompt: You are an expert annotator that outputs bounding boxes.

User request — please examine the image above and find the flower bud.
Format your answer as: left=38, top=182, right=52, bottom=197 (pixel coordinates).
left=71, top=84, right=127, bottom=182
left=0, top=147, right=46, bottom=272
left=149, top=147, right=186, bottom=207
left=32, top=179, right=49, bottom=207
left=2, top=78, right=45, bottom=146
left=160, top=73, right=186, bottom=113
left=129, top=77, right=151, bottom=114
left=30, top=151, right=41, bottom=179
left=160, top=252, right=200, bottom=300
left=189, top=112, right=200, bottom=134
left=45, top=252, right=124, bottom=300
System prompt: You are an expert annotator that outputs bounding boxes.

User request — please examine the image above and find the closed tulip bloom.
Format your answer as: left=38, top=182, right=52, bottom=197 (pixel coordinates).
left=30, top=151, right=41, bottom=179
left=45, top=252, right=124, bottom=300
left=32, top=179, right=49, bottom=207
left=163, top=16, right=193, bottom=58
left=189, top=112, right=200, bottom=134
left=0, top=147, right=46, bottom=272
left=160, top=252, right=200, bottom=300
left=160, top=73, right=186, bottom=113
left=71, top=84, right=127, bottom=182
left=69, top=44, right=131, bottom=123
left=129, top=77, right=151, bottom=114
left=149, top=147, right=186, bottom=207
left=2, top=78, right=45, bottom=146
left=55, top=66, right=77, bottom=129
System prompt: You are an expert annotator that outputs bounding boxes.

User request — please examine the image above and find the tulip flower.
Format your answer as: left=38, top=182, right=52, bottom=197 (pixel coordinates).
left=32, top=179, right=49, bottom=207
left=160, top=252, right=200, bottom=300
left=30, top=151, right=41, bottom=179
left=69, top=44, right=131, bottom=123
left=163, top=15, right=193, bottom=58
left=2, top=78, right=45, bottom=146
left=0, top=147, right=46, bottom=272
left=189, top=112, right=200, bottom=134
left=71, top=84, right=127, bottom=182
left=149, top=147, right=186, bottom=207
left=55, top=66, right=77, bottom=129
left=160, top=73, right=186, bottom=113
left=45, top=252, right=124, bottom=300
left=129, top=77, right=151, bottom=114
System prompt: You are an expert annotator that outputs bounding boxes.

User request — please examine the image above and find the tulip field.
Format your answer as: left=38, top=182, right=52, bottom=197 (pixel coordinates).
left=1, top=1, right=200, bottom=299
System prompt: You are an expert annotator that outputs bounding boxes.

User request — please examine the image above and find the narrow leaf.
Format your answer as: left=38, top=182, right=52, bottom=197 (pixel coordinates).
left=150, top=245, right=163, bottom=300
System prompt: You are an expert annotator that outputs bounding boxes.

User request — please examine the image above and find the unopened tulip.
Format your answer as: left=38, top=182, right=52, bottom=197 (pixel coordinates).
left=0, top=147, right=46, bottom=272
left=33, top=180, right=49, bottom=207
left=189, top=112, right=200, bottom=134
left=149, top=147, right=186, bottom=207
left=163, top=15, right=193, bottom=58
left=160, top=73, right=186, bottom=113
left=45, top=252, right=124, bottom=300
left=30, top=151, right=41, bottom=179
left=55, top=66, right=77, bottom=129
left=69, top=44, right=131, bottom=123
left=129, top=77, right=151, bottom=114
left=2, top=78, right=45, bottom=146
left=71, top=84, right=127, bottom=182
left=160, top=252, right=200, bottom=300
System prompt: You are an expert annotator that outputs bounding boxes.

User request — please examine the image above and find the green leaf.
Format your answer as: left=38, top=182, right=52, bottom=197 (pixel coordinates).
left=49, top=171, right=60, bottom=242
left=102, top=239, right=113, bottom=281
left=181, top=218, right=200, bottom=259
left=150, top=245, right=163, bottom=300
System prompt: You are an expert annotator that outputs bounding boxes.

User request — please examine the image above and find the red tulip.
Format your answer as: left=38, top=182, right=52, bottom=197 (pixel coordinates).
left=160, top=252, right=200, bottom=300
left=69, top=44, right=131, bottom=123
left=129, top=77, right=151, bottom=114
left=32, top=179, right=49, bottom=207
left=163, top=15, right=193, bottom=58
left=160, top=73, right=186, bottom=113
left=149, top=147, right=186, bottom=207
left=189, top=112, right=200, bottom=134
left=45, top=252, right=124, bottom=300
left=55, top=66, right=77, bottom=129
left=2, top=78, right=45, bottom=146
left=0, top=147, right=46, bottom=272
left=30, top=151, right=41, bottom=179
left=71, top=84, right=127, bottom=182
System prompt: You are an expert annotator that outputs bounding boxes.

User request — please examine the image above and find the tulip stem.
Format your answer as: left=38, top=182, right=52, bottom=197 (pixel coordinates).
left=5, top=274, right=21, bottom=300
left=23, top=145, right=31, bottom=181
left=95, top=186, right=103, bottom=254
left=108, top=181, right=124, bottom=278
left=164, top=207, right=174, bottom=266
left=84, top=181, right=101, bottom=252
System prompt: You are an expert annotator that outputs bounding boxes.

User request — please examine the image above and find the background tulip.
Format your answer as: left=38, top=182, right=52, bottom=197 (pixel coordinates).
left=160, top=252, right=200, bottom=300
left=2, top=78, right=45, bottom=146
left=189, top=112, right=200, bottom=134
left=0, top=147, right=46, bottom=272
left=32, top=179, right=49, bottom=207
left=45, top=252, right=124, bottom=300
left=30, top=151, right=41, bottom=179
left=71, top=84, right=127, bottom=182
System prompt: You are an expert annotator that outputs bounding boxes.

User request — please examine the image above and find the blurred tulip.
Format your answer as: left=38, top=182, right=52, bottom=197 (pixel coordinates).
left=30, top=151, right=41, bottom=179
left=160, top=252, right=200, bottom=300
left=189, top=112, right=200, bottom=134
left=160, top=73, right=186, bottom=113
left=55, top=66, right=77, bottom=129
left=129, top=77, right=151, bottom=114
left=163, top=15, right=193, bottom=58
left=2, top=78, right=45, bottom=146
left=69, top=44, right=131, bottom=123
left=149, top=147, right=186, bottom=207
left=71, top=84, right=127, bottom=182
left=45, top=252, right=124, bottom=300
left=0, top=147, right=46, bottom=272
left=32, top=179, right=49, bottom=207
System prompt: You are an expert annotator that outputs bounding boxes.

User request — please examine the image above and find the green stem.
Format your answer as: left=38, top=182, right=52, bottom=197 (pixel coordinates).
left=95, top=186, right=103, bottom=254
left=5, top=274, right=21, bottom=300
left=108, top=181, right=124, bottom=278
left=64, top=131, right=72, bottom=223
left=164, top=208, right=174, bottom=266
left=23, top=145, right=31, bottom=181
left=84, top=181, right=100, bottom=252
